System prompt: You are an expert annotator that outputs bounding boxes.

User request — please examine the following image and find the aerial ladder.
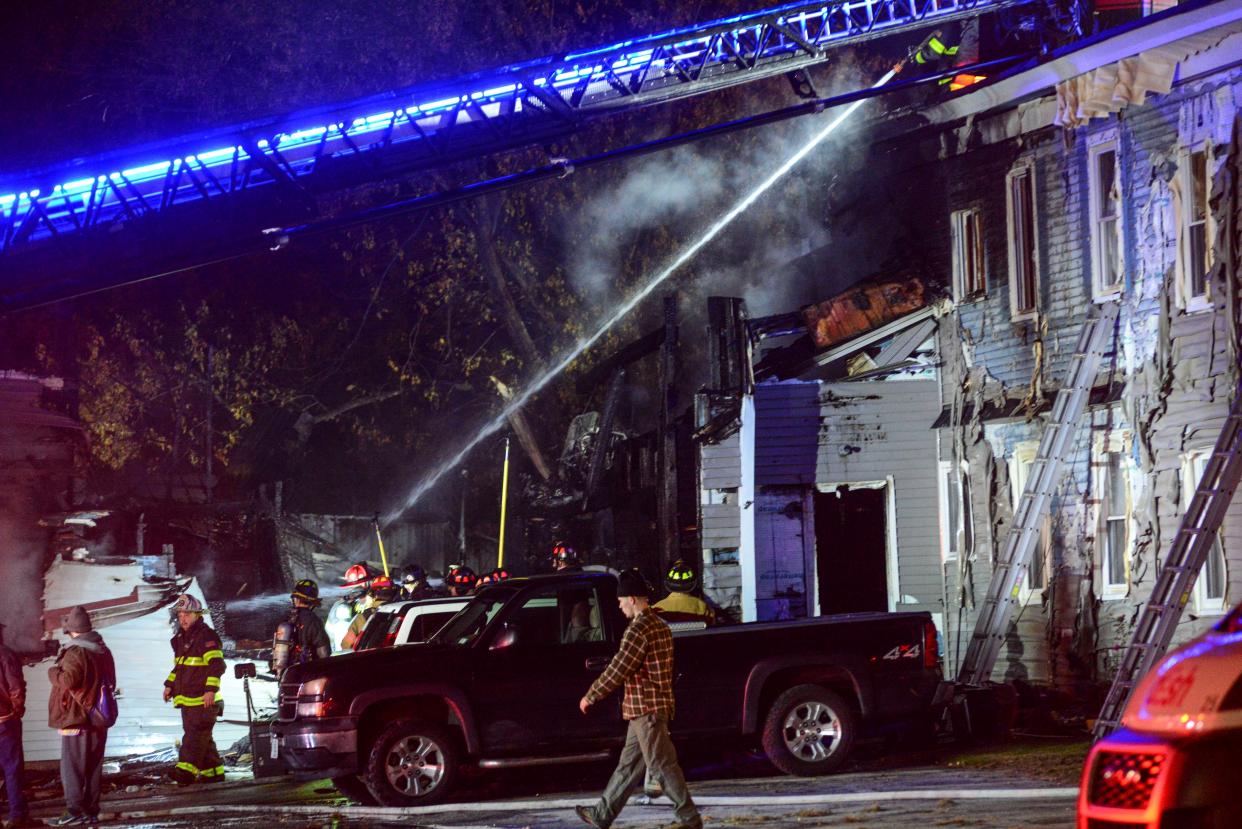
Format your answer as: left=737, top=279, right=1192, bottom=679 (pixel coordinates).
left=1092, top=381, right=1242, bottom=738
left=0, top=0, right=1035, bottom=307
left=956, top=301, right=1119, bottom=688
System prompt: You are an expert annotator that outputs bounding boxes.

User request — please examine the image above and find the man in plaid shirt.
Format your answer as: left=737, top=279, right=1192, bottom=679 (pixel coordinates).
left=577, top=570, right=700, bottom=829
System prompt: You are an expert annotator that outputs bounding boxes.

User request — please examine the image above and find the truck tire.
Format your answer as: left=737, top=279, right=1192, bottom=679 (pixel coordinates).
left=363, top=719, right=460, bottom=806
left=761, top=684, right=857, bottom=776
left=331, top=774, right=377, bottom=805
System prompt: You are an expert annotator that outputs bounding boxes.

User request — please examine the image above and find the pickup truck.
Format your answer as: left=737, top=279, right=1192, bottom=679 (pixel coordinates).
left=352, top=597, right=471, bottom=650
left=272, top=571, right=942, bottom=805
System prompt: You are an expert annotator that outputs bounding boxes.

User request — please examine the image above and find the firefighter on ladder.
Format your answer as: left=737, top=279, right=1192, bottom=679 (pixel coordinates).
left=163, top=595, right=225, bottom=785
left=910, top=24, right=984, bottom=93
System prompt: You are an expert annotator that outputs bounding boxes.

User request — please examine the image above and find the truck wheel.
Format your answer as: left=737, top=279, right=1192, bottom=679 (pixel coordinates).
left=363, top=719, right=460, bottom=806
left=332, top=774, right=377, bottom=805
left=762, top=684, right=857, bottom=776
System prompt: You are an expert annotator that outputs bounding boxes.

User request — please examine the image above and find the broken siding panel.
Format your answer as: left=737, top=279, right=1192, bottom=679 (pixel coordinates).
left=701, top=433, right=742, bottom=490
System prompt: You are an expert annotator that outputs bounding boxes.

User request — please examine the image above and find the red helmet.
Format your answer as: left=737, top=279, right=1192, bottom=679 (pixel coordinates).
left=342, top=562, right=376, bottom=588
left=551, top=541, right=579, bottom=566
left=475, top=567, right=511, bottom=590
left=447, top=565, right=477, bottom=589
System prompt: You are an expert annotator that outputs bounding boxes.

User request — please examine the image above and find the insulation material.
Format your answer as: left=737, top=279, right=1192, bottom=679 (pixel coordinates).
left=1054, top=25, right=1242, bottom=127
left=800, top=278, right=926, bottom=349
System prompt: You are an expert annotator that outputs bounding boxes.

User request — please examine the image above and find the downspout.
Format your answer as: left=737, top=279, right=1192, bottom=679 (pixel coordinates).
left=739, top=394, right=758, bottom=623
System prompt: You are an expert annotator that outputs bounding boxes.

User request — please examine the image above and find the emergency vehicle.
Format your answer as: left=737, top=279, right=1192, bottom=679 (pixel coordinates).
left=1078, top=601, right=1242, bottom=828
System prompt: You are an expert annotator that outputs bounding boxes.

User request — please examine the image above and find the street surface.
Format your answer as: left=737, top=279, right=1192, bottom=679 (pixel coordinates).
left=21, top=744, right=1082, bottom=829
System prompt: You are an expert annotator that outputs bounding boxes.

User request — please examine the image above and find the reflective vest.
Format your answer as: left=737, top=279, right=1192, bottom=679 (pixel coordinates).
left=914, top=36, right=959, bottom=66
left=165, top=619, right=225, bottom=708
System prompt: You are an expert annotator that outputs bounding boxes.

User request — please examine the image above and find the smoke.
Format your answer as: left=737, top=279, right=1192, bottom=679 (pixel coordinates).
left=565, top=56, right=879, bottom=324
left=0, top=511, right=48, bottom=652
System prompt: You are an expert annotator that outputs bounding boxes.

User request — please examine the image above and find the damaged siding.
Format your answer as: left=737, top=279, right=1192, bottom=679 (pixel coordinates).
left=700, top=434, right=743, bottom=616
left=751, top=378, right=942, bottom=620
left=937, top=58, right=1242, bottom=688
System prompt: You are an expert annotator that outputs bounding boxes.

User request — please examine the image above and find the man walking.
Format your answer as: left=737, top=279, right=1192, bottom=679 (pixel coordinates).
left=164, top=595, right=225, bottom=785
left=48, top=606, right=114, bottom=828
left=0, top=622, right=34, bottom=829
left=577, top=570, right=700, bottom=829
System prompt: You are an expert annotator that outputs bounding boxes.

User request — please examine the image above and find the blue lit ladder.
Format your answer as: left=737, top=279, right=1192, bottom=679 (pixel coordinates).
left=0, top=0, right=1021, bottom=256
left=1093, top=384, right=1242, bottom=739
left=957, top=302, right=1120, bottom=687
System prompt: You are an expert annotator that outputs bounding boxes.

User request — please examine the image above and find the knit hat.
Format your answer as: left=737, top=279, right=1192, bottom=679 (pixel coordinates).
left=64, top=606, right=93, bottom=633
left=616, top=569, right=651, bottom=599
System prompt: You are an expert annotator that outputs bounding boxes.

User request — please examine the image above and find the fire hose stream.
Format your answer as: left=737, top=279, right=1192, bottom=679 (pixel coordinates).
left=379, top=61, right=904, bottom=529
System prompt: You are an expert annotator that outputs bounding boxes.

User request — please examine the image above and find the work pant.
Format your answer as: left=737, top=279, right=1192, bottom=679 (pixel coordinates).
left=0, top=718, right=29, bottom=820
left=587, top=713, right=699, bottom=829
left=61, top=727, right=107, bottom=819
left=177, top=705, right=223, bottom=780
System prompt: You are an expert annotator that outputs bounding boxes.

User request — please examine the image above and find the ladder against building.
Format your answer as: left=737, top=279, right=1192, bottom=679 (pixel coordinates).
left=956, top=301, right=1120, bottom=687
left=1093, top=381, right=1242, bottom=739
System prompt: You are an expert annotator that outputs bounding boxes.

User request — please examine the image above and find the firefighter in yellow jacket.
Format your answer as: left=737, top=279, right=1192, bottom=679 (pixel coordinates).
left=163, top=594, right=225, bottom=785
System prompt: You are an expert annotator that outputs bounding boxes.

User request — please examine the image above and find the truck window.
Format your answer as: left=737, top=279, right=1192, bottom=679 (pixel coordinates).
left=505, top=586, right=604, bottom=647
left=435, top=592, right=511, bottom=645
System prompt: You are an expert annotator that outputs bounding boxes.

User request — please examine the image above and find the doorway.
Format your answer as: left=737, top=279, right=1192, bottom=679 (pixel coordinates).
left=813, top=485, right=889, bottom=615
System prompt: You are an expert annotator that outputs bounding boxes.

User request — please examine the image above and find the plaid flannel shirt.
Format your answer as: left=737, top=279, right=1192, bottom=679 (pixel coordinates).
left=585, top=607, right=675, bottom=720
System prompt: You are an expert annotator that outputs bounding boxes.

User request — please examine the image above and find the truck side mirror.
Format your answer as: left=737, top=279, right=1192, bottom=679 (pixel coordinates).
left=234, top=662, right=257, bottom=679
left=490, top=622, right=518, bottom=651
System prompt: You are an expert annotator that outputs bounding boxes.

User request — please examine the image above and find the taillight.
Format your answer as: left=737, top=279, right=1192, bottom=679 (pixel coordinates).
left=924, top=620, right=939, bottom=669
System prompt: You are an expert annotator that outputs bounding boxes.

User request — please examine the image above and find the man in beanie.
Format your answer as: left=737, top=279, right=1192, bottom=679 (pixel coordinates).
left=0, top=621, right=35, bottom=828
left=576, top=570, right=700, bottom=829
left=163, top=594, right=225, bottom=785
left=48, top=606, right=115, bottom=828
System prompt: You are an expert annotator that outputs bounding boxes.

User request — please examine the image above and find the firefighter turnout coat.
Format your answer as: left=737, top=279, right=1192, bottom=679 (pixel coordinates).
left=164, top=619, right=224, bottom=708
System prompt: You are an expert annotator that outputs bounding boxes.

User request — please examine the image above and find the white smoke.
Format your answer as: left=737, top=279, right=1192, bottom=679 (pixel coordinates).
left=0, top=512, right=48, bottom=652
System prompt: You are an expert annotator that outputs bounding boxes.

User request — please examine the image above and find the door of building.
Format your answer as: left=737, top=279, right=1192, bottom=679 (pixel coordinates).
left=813, top=485, right=889, bottom=615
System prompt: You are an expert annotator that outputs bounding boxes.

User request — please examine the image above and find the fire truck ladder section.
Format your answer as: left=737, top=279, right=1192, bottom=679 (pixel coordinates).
left=0, top=0, right=1026, bottom=258
left=1093, top=381, right=1242, bottom=739
left=956, top=301, right=1119, bottom=687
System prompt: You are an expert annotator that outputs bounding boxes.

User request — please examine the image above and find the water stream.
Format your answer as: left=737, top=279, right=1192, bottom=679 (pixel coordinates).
left=380, top=69, right=898, bottom=530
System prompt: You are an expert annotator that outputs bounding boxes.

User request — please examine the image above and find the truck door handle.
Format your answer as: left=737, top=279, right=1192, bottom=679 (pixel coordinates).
left=585, top=657, right=609, bottom=671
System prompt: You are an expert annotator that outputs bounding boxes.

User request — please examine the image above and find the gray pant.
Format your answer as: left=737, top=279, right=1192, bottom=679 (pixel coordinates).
left=589, top=714, right=699, bottom=829
left=61, top=728, right=107, bottom=818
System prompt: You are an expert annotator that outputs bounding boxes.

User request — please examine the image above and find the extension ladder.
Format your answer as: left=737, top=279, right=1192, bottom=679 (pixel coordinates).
left=957, top=301, right=1119, bottom=686
left=1093, top=381, right=1242, bottom=738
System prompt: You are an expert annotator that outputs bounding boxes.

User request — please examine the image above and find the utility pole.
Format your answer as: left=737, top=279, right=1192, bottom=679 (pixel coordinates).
left=658, top=294, right=680, bottom=576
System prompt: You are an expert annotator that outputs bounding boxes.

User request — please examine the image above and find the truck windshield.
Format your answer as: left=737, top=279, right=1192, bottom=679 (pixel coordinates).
left=432, top=590, right=514, bottom=645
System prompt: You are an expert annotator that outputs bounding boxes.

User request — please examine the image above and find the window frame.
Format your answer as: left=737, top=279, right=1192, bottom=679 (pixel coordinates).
left=938, top=460, right=962, bottom=563
left=1094, top=432, right=1133, bottom=601
left=1184, top=451, right=1227, bottom=614
left=1005, top=160, right=1040, bottom=322
left=950, top=206, right=986, bottom=302
left=1088, top=133, right=1123, bottom=301
left=1008, top=442, right=1049, bottom=602
left=1176, top=143, right=1214, bottom=313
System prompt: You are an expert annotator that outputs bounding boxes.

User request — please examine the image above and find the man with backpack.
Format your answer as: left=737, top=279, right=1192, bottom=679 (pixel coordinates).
left=48, top=605, right=116, bottom=828
left=0, top=621, right=35, bottom=829
left=164, top=594, right=225, bottom=785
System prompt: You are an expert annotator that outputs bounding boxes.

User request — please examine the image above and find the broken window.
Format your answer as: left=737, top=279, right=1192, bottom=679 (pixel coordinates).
left=951, top=207, right=986, bottom=300
left=1186, top=452, right=1227, bottom=612
left=1006, top=163, right=1038, bottom=319
left=1178, top=146, right=1213, bottom=310
left=1089, top=140, right=1123, bottom=298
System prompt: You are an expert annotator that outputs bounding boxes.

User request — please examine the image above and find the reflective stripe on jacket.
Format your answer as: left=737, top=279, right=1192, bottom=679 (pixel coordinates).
left=165, top=619, right=224, bottom=708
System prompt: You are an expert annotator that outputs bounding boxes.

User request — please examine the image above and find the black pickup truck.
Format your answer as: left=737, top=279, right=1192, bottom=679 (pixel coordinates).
left=272, top=571, right=942, bottom=805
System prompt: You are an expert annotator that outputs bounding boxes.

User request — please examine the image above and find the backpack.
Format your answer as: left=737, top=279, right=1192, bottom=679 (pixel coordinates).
left=87, top=682, right=118, bottom=729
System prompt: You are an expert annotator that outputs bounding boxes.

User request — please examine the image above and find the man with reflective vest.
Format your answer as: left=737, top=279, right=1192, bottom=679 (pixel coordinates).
left=163, top=594, right=225, bottom=785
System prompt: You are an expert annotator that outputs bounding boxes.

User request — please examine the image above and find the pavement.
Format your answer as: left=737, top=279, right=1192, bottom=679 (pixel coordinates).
left=14, top=740, right=1086, bottom=829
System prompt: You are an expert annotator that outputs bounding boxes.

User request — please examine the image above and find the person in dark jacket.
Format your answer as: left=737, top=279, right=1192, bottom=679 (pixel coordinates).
left=48, top=606, right=115, bottom=828
left=163, top=595, right=225, bottom=785
left=288, top=580, right=331, bottom=664
left=0, top=621, right=34, bottom=828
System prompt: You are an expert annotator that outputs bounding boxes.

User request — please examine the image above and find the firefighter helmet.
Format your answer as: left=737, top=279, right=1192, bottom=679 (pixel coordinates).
left=551, top=541, right=579, bottom=567
left=475, top=567, right=511, bottom=590
left=174, top=594, right=205, bottom=614
left=664, top=560, right=699, bottom=594
left=291, top=579, right=321, bottom=605
left=446, top=565, right=477, bottom=590
left=403, top=564, right=427, bottom=585
left=342, top=562, right=375, bottom=588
